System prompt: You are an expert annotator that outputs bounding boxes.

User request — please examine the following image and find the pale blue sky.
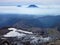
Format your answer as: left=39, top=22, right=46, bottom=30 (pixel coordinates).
left=0, top=0, right=60, bottom=15
left=0, top=0, right=60, bottom=5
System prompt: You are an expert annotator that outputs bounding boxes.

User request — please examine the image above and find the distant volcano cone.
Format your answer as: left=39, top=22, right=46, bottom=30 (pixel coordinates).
left=28, top=5, right=38, bottom=8
left=17, top=5, right=21, bottom=7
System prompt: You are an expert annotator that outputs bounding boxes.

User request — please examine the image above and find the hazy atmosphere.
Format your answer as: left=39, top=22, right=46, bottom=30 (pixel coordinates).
left=0, top=0, right=60, bottom=5
left=0, top=0, right=60, bottom=45
left=0, top=0, right=60, bottom=15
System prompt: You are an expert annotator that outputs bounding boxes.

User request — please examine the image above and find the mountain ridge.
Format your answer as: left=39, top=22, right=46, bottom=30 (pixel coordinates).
left=0, top=14, right=60, bottom=28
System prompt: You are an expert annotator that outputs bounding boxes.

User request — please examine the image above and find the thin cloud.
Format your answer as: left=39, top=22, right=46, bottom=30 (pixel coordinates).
left=0, top=0, right=60, bottom=5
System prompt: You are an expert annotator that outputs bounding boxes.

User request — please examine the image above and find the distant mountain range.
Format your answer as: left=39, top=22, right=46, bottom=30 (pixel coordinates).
left=0, top=14, right=60, bottom=28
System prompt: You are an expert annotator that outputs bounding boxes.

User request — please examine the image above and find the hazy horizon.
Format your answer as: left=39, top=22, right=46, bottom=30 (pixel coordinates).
left=0, top=6, right=60, bottom=15
left=0, top=0, right=60, bottom=15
